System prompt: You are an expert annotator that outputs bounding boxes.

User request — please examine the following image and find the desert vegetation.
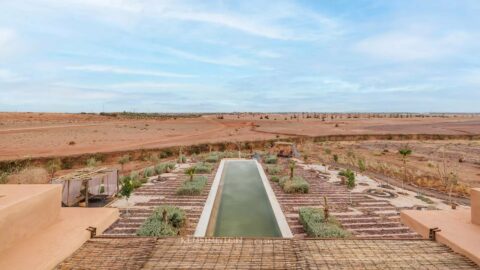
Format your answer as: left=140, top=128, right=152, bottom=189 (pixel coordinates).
left=278, top=176, right=309, bottom=193
left=186, top=163, right=213, bottom=174
left=136, top=206, right=186, bottom=236
left=176, top=175, right=208, bottom=195
left=299, top=207, right=351, bottom=238
left=305, top=140, right=477, bottom=197
left=264, top=155, right=278, bottom=164
left=266, top=165, right=283, bottom=175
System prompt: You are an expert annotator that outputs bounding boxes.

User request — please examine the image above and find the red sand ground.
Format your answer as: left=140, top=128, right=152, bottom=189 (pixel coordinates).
left=0, top=112, right=479, bottom=161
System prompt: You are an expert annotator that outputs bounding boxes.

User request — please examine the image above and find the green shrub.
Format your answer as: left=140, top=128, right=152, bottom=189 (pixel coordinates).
left=86, top=157, right=100, bottom=167
left=205, top=154, right=219, bottom=163
left=338, top=169, right=354, bottom=180
left=130, top=171, right=140, bottom=180
left=270, top=175, right=279, bottom=182
left=120, top=175, right=143, bottom=190
left=178, top=155, right=186, bottom=163
left=176, top=176, right=208, bottom=195
left=61, top=157, right=75, bottom=169
left=358, top=159, right=366, bottom=172
left=415, top=195, right=434, bottom=204
left=137, top=206, right=186, bottom=236
left=266, top=165, right=282, bottom=175
left=154, top=163, right=167, bottom=174
left=154, top=162, right=176, bottom=174
left=187, top=163, right=212, bottom=174
left=299, top=207, right=351, bottom=238
left=279, top=176, right=309, bottom=193
left=159, top=150, right=173, bottom=158
left=264, top=155, right=278, bottom=164
left=144, top=167, right=155, bottom=177
left=132, top=179, right=142, bottom=189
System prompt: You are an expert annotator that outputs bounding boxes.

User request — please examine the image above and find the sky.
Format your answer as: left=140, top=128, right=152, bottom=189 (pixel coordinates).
left=0, top=0, right=479, bottom=113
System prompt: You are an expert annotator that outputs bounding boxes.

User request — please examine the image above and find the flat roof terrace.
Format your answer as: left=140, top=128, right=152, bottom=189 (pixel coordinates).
left=56, top=237, right=478, bottom=269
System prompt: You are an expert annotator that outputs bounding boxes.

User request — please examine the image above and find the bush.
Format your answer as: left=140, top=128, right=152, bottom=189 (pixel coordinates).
left=205, top=154, right=219, bottom=163
left=266, top=165, right=282, bottom=175
left=264, top=155, right=278, bottom=164
left=154, top=162, right=176, bottom=174
left=187, top=163, right=212, bottom=174
left=154, top=163, right=167, bottom=175
left=144, top=167, right=155, bottom=177
left=176, top=176, right=208, bottom=195
left=270, top=175, right=279, bottom=182
left=338, top=169, right=354, bottom=179
left=159, top=150, right=173, bottom=158
left=279, top=176, right=309, bottom=193
left=137, top=206, right=186, bottom=236
left=299, top=207, right=351, bottom=238
left=130, top=171, right=140, bottom=180
left=178, top=155, right=186, bottom=163
left=61, top=157, right=75, bottom=169
left=131, top=179, right=142, bottom=189
left=86, top=157, right=100, bottom=167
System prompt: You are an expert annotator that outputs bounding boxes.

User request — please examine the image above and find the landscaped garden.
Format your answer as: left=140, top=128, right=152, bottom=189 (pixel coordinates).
left=176, top=175, right=208, bottom=195
left=299, top=207, right=351, bottom=238
left=137, top=205, right=186, bottom=236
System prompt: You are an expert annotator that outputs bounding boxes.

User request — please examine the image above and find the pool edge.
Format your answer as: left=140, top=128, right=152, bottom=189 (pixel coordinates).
left=254, top=160, right=293, bottom=238
left=194, top=159, right=293, bottom=238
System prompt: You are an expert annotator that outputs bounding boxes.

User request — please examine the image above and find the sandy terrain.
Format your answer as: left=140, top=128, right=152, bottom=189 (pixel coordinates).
left=304, top=140, right=480, bottom=190
left=0, top=112, right=479, bottom=161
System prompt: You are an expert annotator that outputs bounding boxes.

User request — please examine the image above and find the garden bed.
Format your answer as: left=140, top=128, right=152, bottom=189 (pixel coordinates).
left=137, top=205, right=186, bottom=236
left=176, top=176, right=208, bottom=195
left=279, top=176, right=309, bottom=193
left=299, top=207, right=351, bottom=238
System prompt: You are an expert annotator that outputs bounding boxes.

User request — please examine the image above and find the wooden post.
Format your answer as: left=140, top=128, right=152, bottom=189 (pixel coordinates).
left=85, top=180, right=89, bottom=207
left=116, top=169, right=119, bottom=195
left=67, top=180, right=70, bottom=206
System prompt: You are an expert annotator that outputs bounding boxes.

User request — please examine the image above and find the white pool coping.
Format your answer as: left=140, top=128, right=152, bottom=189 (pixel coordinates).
left=194, top=159, right=293, bottom=238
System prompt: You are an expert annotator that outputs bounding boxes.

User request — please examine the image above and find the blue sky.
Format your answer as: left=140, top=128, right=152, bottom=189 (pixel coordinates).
left=0, top=0, right=479, bottom=112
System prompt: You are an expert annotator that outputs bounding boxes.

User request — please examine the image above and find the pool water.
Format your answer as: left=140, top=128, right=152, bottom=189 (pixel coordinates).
left=212, top=160, right=282, bottom=237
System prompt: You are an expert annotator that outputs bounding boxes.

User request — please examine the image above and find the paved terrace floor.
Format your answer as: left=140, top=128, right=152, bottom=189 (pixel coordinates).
left=56, top=237, right=478, bottom=269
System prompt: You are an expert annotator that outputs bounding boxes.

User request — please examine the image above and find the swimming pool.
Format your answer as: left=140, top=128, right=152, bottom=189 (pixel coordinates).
left=195, top=159, right=292, bottom=238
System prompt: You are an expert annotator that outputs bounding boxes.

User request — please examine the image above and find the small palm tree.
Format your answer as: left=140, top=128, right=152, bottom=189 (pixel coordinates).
left=46, top=159, right=62, bottom=181
left=289, top=159, right=296, bottom=180
left=323, top=196, right=329, bottom=221
left=398, top=147, right=412, bottom=190
left=346, top=173, right=356, bottom=205
left=186, top=167, right=196, bottom=181
left=118, top=155, right=130, bottom=173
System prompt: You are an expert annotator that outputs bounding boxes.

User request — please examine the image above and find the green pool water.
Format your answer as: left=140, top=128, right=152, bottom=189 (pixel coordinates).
left=213, top=160, right=281, bottom=237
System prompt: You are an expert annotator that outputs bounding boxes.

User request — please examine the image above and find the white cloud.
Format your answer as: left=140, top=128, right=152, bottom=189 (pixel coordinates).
left=163, top=11, right=294, bottom=40
left=254, top=50, right=282, bottom=59
left=355, top=31, right=470, bottom=61
left=163, top=47, right=250, bottom=67
left=0, top=28, right=21, bottom=59
left=29, top=0, right=341, bottom=41
left=0, top=69, right=24, bottom=82
left=65, top=65, right=194, bottom=78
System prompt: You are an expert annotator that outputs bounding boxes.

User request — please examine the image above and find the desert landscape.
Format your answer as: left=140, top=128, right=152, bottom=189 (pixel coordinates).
left=1, top=112, right=479, bottom=161
left=1, top=112, right=479, bottom=199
